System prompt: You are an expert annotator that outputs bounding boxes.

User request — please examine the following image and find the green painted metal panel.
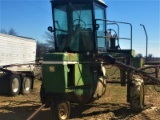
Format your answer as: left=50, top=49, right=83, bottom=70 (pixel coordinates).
left=42, top=52, right=80, bottom=93
left=107, top=49, right=135, bottom=57
left=43, top=53, right=68, bottom=61
left=42, top=52, right=99, bottom=99
left=42, top=64, right=68, bottom=93
left=74, top=64, right=83, bottom=86
left=74, top=63, right=93, bottom=86
left=132, top=57, right=144, bottom=68
left=67, top=53, right=79, bottom=61
left=43, top=53, right=79, bottom=61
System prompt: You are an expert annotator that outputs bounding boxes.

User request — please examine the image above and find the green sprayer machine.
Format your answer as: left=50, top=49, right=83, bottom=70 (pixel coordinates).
left=27, top=0, right=160, bottom=120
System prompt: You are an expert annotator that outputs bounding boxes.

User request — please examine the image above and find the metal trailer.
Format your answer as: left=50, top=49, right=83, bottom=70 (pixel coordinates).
left=0, top=33, right=36, bottom=96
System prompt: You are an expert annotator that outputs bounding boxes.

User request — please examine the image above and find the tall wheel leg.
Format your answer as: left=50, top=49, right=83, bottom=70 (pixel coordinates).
left=129, top=75, right=145, bottom=112
left=127, top=70, right=133, bottom=102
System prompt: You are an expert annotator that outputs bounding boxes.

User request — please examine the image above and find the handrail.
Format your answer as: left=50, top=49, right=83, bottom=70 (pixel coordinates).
left=140, top=24, right=148, bottom=63
left=95, top=19, right=133, bottom=50
left=107, top=23, right=119, bottom=44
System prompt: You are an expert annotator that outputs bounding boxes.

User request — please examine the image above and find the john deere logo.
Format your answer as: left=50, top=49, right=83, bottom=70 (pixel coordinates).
left=49, top=66, right=55, bottom=72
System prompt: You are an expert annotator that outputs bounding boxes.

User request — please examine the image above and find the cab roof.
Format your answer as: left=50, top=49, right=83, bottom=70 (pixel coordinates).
left=50, top=0, right=107, bottom=7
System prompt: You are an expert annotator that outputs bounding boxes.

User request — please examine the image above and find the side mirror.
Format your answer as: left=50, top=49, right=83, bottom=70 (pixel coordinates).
left=48, top=26, right=54, bottom=32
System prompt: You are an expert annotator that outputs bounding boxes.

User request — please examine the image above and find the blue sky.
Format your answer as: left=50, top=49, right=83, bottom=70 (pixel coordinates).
left=0, top=0, right=159, bottom=57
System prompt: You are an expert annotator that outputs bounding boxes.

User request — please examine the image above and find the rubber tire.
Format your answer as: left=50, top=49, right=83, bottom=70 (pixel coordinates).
left=51, top=98, right=71, bottom=120
left=21, top=77, right=32, bottom=94
left=8, top=74, right=21, bottom=96
left=0, top=73, right=10, bottom=94
left=130, top=76, right=145, bottom=112
left=93, top=76, right=107, bottom=100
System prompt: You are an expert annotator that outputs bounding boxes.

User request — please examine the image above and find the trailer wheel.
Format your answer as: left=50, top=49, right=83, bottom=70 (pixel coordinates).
left=51, top=98, right=71, bottom=120
left=130, top=76, right=145, bottom=112
left=8, top=74, right=21, bottom=96
left=21, top=77, right=32, bottom=94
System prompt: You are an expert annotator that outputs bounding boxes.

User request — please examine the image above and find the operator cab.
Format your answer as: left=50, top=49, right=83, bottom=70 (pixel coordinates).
left=49, top=0, right=107, bottom=53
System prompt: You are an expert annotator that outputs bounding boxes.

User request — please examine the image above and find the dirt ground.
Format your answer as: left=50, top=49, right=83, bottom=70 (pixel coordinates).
left=0, top=80, right=160, bottom=120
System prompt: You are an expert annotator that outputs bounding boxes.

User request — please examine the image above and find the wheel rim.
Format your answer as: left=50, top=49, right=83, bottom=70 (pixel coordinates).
left=24, top=78, right=31, bottom=91
left=58, top=102, right=69, bottom=119
left=140, top=84, right=144, bottom=108
left=12, top=78, right=19, bottom=93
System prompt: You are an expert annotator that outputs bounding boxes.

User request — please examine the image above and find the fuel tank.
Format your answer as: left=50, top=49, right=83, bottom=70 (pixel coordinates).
left=42, top=52, right=107, bottom=103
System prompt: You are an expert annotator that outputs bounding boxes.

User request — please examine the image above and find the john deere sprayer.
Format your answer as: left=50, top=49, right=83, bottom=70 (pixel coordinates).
left=39, top=0, right=160, bottom=119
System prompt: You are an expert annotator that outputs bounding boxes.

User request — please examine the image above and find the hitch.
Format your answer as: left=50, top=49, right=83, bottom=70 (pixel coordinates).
left=26, top=104, right=45, bottom=120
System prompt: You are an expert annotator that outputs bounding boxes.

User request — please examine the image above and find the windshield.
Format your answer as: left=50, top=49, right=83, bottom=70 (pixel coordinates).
left=53, top=3, right=94, bottom=52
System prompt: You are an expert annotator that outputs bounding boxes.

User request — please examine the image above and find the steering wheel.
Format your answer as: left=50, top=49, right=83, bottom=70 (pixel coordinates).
left=73, top=19, right=86, bottom=29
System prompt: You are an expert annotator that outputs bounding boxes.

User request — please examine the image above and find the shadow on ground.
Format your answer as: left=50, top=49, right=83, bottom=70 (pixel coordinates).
left=69, top=102, right=141, bottom=119
left=0, top=100, right=154, bottom=120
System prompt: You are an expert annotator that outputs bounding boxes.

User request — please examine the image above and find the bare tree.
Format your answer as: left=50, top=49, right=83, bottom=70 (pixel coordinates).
left=8, top=28, right=18, bottom=36
left=0, top=28, right=18, bottom=36
left=0, top=29, right=8, bottom=34
left=43, top=31, right=54, bottom=49
left=36, top=31, right=55, bottom=59
left=136, top=53, right=143, bottom=58
left=148, top=54, right=153, bottom=58
left=36, top=41, right=50, bottom=59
